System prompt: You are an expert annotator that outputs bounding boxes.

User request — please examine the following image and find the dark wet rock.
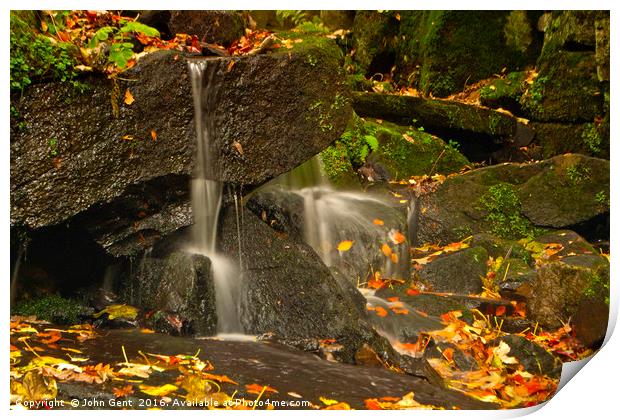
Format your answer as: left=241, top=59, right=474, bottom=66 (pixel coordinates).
left=415, top=154, right=610, bottom=245
left=527, top=254, right=609, bottom=347
left=352, top=92, right=535, bottom=157
left=136, top=11, right=173, bottom=39
left=491, top=334, right=562, bottom=379
left=538, top=11, right=602, bottom=61
left=534, top=230, right=598, bottom=257
left=218, top=205, right=369, bottom=342
left=415, top=247, right=487, bottom=295
left=121, top=251, right=218, bottom=336
left=168, top=11, right=246, bottom=46
left=394, top=11, right=540, bottom=97
left=11, top=37, right=351, bottom=256
left=245, top=186, right=306, bottom=242
left=424, top=342, right=480, bottom=371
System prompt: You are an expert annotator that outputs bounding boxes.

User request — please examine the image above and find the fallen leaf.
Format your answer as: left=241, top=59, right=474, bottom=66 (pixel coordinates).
left=381, top=243, right=392, bottom=257
left=233, top=141, right=243, bottom=155
left=389, top=230, right=406, bottom=245
left=245, top=383, right=277, bottom=395
left=94, top=304, right=139, bottom=320
left=337, top=240, right=354, bottom=252
left=113, top=384, right=134, bottom=398
left=374, top=306, right=388, bottom=317
left=319, top=396, right=339, bottom=406
left=139, top=383, right=178, bottom=397
left=124, top=89, right=134, bottom=105
left=203, top=372, right=238, bottom=385
left=150, top=130, right=157, bottom=141
left=373, top=219, right=384, bottom=226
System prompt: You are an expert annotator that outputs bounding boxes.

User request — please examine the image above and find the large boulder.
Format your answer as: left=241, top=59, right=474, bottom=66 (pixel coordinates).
left=415, top=247, right=487, bottom=295
left=168, top=11, right=246, bottom=46
left=11, top=36, right=351, bottom=256
left=414, top=154, right=610, bottom=245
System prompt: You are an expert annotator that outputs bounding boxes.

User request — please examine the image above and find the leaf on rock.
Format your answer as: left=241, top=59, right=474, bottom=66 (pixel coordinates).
left=124, top=89, right=135, bottom=105
left=139, top=383, right=178, bottom=397
left=337, top=240, right=354, bottom=252
left=113, top=384, right=134, bottom=398
left=245, top=383, right=277, bottom=395
left=94, top=304, right=139, bottom=320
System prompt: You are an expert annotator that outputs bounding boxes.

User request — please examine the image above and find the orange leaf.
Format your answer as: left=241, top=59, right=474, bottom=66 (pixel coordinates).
left=113, top=384, right=134, bottom=398
left=38, top=330, right=62, bottom=344
left=373, top=219, right=384, bottom=226
left=389, top=230, right=406, bottom=245
left=495, top=305, right=507, bottom=316
left=150, top=130, right=157, bottom=141
left=406, top=288, right=420, bottom=296
left=124, top=89, right=134, bottom=105
left=337, top=240, right=354, bottom=252
left=245, top=383, right=278, bottom=395
left=391, top=307, right=409, bottom=315
left=203, top=373, right=238, bottom=385
left=324, top=402, right=351, bottom=410
left=374, top=307, right=388, bottom=317
left=381, top=243, right=392, bottom=257
left=390, top=253, right=399, bottom=263
left=365, top=399, right=383, bottom=410
left=387, top=297, right=400, bottom=302
left=442, top=347, right=454, bottom=362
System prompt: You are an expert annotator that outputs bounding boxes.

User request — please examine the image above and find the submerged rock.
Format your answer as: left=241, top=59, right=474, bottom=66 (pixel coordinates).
left=491, top=335, right=562, bottom=379
left=11, top=36, right=351, bottom=256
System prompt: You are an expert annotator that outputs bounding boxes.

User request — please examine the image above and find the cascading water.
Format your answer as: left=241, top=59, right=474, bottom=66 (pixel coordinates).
left=187, top=58, right=242, bottom=334
left=275, top=155, right=409, bottom=282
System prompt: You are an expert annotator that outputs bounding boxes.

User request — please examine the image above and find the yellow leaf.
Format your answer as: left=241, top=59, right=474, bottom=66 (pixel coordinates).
left=124, top=89, right=135, bottom=105
left=337, top=240, right=354, bottom=252
left=19, top=371, right=57, bottom=401
left=319, top=396, right=339, bottom=406
left=139, top=383, right=178, bottom=397
left=94, top=304, right=139, bottom=320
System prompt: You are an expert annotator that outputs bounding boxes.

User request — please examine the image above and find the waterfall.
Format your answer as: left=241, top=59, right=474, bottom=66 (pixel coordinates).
left=275, top=155, right=409, bottom=282
left=188, top=58, right=242, bottom=334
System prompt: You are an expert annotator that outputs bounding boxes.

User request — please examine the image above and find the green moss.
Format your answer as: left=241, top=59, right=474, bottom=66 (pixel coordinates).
left=12, top=295, right=88, bottom=325
left=566, top=163, right=591, bottom=185
left=480, top=71, right=527, bottom=104
left=595, top=190, right=609, bottom=207
left=582, top=122, right=602, bottom=154
left=479, top=183, right=540, bottom=239
left=584, top=270, right=610, bottom=306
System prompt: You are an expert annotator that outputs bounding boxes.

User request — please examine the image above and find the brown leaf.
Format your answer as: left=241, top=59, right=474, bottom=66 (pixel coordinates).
left=113, top=384, right=134, bottom=398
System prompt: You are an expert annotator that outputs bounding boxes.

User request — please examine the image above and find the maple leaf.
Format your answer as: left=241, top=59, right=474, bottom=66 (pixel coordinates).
left=113, top=384, right=134, bottom=398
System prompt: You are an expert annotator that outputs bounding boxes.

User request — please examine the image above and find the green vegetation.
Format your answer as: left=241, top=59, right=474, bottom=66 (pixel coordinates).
left=10, top=11, right=79, bottom=92
left=595, top=190, right=609, bottom=207
left=566, top=163, right=591, bottom=185
left=88, top=21, right=160, bottom=68
left=581, top=123, right=602, bottom=154
left=584, top=271, right=610, bottom=306
left=479, top=183, right=539, bottom=239
left=276, top=11, right=329, bottom=33
left=12, top=295, right=87, bottom=324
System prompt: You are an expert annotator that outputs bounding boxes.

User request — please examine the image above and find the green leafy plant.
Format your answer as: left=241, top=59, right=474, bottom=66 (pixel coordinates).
left=89, top=20, right=160, bottom=68
left=479, top=183, right=539, bottom=239
left=12, top=295, right=87, bottom=325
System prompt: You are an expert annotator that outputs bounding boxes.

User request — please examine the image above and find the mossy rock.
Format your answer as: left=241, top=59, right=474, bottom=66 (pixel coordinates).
left=368, top=120, right=469, bottom=179
left=518, top=154, right=610, bottom=227
left=395, top=11, right=539, bottom=97
left=528, top=255, right=609, bottom=347
left=415, top=154, right=609, bottom=245
left=521, top=51, right=603, bottom=122
left=538, top=11, right=603, bottom=62
left=351, top=11, right=399, bottom=75
left=479, top=71, right=527, bottom=111
left=12, top=295, right=90, bottom=325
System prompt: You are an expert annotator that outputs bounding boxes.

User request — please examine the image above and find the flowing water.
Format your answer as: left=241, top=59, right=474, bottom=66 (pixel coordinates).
left=274, top=155, right=409, bottom=281
left=188, top=58, right=242, bottom=334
